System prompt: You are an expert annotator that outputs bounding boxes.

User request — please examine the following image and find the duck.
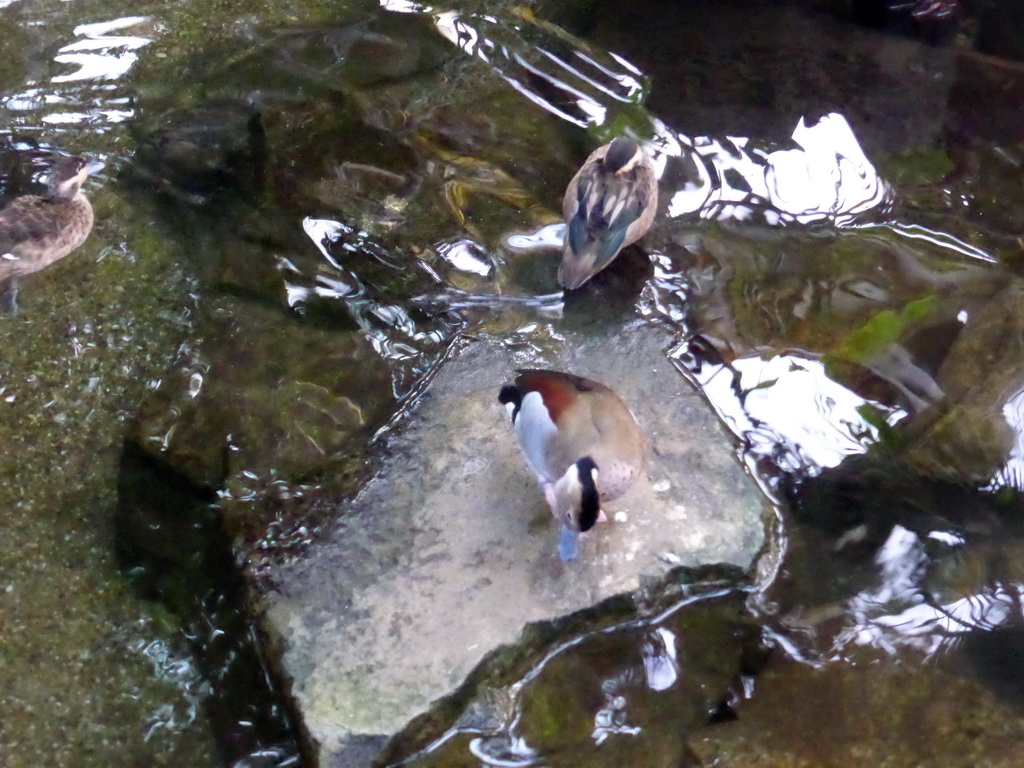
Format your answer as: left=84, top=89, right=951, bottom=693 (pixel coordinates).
left=559, top=136, right=658, bottom=290
left=498, top=369, right=645, bottom=560
left=0, top=154, right=104, bottom=313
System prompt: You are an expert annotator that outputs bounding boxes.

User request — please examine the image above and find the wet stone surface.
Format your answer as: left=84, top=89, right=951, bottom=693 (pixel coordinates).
left=261, top=322, right=768, bottom=765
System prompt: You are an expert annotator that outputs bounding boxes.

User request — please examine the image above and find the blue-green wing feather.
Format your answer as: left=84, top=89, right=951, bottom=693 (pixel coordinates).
left=568, top=168, right=645, bottom=270
left=596, top=225, right=627, bottom=265
left=567, top=176, right=591, bottom=255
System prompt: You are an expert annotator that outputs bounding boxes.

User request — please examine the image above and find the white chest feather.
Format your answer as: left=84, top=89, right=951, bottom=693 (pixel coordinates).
left=510, top=391, right=558, bottom=481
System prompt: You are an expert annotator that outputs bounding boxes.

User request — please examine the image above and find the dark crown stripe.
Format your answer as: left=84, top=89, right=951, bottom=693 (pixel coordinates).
left=577, top=456, right=600, bottom=531
left=498, top=384, right=522, bottom=421
left=603, top=138, right=637, bottom=173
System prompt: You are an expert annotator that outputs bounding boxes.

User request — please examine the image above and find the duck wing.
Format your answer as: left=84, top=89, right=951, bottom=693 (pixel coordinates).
left=0, top=196, right=91, bottom=279
left=0, top=197, right=52, bottom=253
left=502, top=370, right=605, bottom=481
left=565, top=165, right=648, bottom=265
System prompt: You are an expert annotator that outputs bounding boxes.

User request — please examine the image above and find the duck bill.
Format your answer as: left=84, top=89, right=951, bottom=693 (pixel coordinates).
left=557, top=255, right=597, bottom=291
left=85, top=159, right=106, bottom=176
left=557, top=525, right=580, bottom=561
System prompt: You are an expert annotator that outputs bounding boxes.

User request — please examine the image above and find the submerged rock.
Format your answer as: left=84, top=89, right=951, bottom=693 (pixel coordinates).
left=691, top=645, right=1024, bottom=768
left=261, top=322, right=768, bottom=766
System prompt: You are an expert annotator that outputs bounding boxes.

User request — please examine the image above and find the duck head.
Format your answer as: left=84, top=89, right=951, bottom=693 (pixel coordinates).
left=602, top=137, right=644, bottom=174
left=552, top=456, right=600, bottom=561
left=46, top=156, right=105, bottom=201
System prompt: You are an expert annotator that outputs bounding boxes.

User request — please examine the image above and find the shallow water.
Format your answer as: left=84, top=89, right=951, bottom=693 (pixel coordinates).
left=4, top=0, right=1024, bottom=765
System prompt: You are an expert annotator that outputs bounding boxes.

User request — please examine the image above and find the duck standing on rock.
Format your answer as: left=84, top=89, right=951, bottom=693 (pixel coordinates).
left=559, top=137, right=658, bottom=290
left=0, top=154, right=104, bottom=313
left=498, top=369, right=645, bottom=561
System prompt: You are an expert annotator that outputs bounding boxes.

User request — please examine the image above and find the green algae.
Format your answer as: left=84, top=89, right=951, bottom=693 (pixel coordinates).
left=831, top=295, right=938, bottom=365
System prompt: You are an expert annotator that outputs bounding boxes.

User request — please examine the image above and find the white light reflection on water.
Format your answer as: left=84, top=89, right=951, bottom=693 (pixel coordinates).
left=43, top=105, right=133, bottom=124
left=641, top=627, right=679, bottom=692
left=769, top=113, right=887, bottom=224
left=130, top=633, right=206, bottom=742
left=302, top=217, right=350, bottom=273
left=834, top=525, right=1023, bottom=660
left=570, top=50, right=643, bottom=101
left=505, top=223, right=563, bottom=251
left=592, top=680, right=641, bottom=745
left=430, top=9, right=644, bottom=129
left=53, top=16, right=152, bottom=83
left=676, top=349, right=906, bottom=477
left=988, top=386, right=1024, bottom=492
left=870, top=222, right=997, bottom=264
left=379, top=0, right=433, bottom=11
left=412, top=289, right=564, bottom=317
left=2, top=15, right=153, bottom=126
left=467, top=735, right=537, bottom=767
left=438, top=238, right=492, bottom=276
left=300, top=217, right=458, bottom=393
left=665, top=112, right=892, bottom=227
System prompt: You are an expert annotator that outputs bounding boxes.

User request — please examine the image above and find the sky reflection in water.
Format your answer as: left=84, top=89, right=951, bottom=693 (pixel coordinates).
left=7, top=15, right=153, bottom=127
left=833, top=523, right=1022, bottom=662
left=53, top=16, right=151, bottom=84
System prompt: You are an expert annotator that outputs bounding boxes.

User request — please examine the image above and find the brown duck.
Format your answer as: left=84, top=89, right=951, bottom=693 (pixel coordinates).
left=0, top=155, right=104, bottom=312
left=559, top=137, right=658, bottom=290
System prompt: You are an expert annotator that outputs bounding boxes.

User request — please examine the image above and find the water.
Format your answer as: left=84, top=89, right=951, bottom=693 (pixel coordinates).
left=3, top=0, right=1024, bottom=765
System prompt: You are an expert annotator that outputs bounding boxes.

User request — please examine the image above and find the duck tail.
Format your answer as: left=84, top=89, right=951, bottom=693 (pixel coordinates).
left=558, top=227, right=627, bottom=289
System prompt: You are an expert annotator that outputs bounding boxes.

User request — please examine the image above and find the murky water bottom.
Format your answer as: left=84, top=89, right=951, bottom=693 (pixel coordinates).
left=4, top=0, right=1024, bottom=765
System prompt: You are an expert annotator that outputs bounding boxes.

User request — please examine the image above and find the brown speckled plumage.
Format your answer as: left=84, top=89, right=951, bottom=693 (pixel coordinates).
left=0, top=155, right=99, bottom=282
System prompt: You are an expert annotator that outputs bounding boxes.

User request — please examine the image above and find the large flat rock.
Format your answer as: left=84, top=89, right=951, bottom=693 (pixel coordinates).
left=262, top=322, right=768, bottom=766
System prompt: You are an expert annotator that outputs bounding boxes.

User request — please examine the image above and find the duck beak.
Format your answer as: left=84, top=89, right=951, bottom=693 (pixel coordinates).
left=558, top=525, right=580, bottom=561
left=557, top=254, right=595, bottom=291
left=85, top=159, right=106, bottom=176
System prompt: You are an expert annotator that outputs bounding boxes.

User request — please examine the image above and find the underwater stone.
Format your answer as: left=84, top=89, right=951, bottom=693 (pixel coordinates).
left=261, top=322, right=768, bottom=766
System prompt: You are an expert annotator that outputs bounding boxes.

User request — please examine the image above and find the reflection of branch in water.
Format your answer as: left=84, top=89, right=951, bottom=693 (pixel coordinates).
left=863, top=343, right=945, bottom=413
left=411, top=289, right=563, bottom=314
left=886, top=230, right=996, bottom=289
left=917, top=586, right=1022, bottom=635
left=433, top=9, right=647, bottom=130
left=957, top=46, right=1024, bottom=76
